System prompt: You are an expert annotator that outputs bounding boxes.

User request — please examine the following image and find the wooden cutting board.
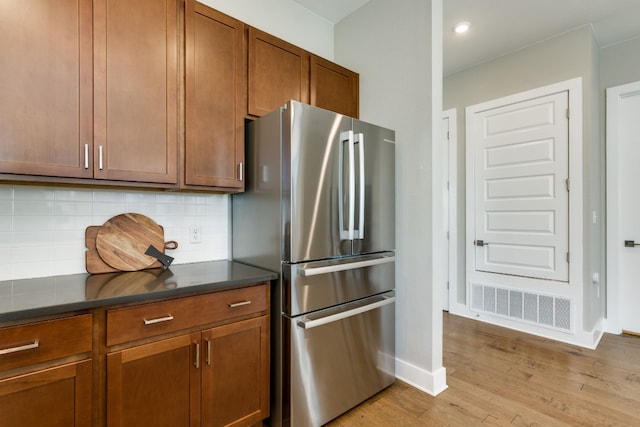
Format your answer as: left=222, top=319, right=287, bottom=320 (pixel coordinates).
left=95, top=213, right=166, bottom=272
left=85, top=226, right=165, bottom=274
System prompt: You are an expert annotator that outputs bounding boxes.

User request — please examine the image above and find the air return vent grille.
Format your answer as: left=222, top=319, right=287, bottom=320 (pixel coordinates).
left=471, top=284, right=572, bottom=332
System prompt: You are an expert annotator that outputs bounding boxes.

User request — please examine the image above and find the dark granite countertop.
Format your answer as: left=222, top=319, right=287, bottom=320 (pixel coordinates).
left=0, top=261, right=277, bottom=323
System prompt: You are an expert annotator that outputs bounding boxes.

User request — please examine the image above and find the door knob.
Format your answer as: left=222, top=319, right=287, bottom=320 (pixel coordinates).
left=624, top=240, right=640, bottom=247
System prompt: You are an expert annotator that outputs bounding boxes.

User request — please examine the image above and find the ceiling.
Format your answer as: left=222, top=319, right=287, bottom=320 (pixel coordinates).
left=292, top=0, right=640, bottom=76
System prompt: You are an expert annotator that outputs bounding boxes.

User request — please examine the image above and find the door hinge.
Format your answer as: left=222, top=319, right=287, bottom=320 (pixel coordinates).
left=565, top=178, right=570, bottom=192
left=566, top=108, right=570, bottom=119
left=447, top=281, right=450, bottom=290
left=566, top=252, right=570, bottom=263
left=446, top=131, right=450, bottom=141
left=446, top=231, right=449, bottom=240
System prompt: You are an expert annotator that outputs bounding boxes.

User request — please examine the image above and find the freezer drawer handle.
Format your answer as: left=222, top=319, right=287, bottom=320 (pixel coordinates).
left=300, top=255, right=395, bottom=277
left=297, top=296, right=395, bottom=330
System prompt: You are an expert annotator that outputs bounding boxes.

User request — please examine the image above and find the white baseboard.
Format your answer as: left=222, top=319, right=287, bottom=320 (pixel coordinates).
left=395, top=358, right=448, bottom=396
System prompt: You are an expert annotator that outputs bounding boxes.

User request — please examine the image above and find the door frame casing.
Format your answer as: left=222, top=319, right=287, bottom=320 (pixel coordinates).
left=442, top=109, right=458, bottom=312
left=463, top=78, right=589, bottom=346
left=605, top=80, right=640, bottom=334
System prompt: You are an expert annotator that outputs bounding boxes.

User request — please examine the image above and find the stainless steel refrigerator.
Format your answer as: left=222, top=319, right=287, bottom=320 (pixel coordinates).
left=232, top=100, right=395, bottom=427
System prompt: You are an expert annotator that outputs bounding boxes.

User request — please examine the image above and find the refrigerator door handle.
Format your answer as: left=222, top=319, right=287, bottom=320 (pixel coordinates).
left=297, top=296, right=395, bottom=329
left=354, top=132, right=365, bottom=239
left=299, top=254, right=395, bottom=277
left=339, top=130, right=356, bottom=240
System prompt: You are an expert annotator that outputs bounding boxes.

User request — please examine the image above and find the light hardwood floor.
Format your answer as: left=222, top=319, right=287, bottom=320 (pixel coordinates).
left=326, top=312, right=640, bottom=426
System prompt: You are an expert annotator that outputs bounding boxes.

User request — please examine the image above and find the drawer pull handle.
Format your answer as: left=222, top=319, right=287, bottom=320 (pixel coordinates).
left=194, top=342, right=200, bottom=369
left=143, top=315, right=174, bottom=325
left=205, top=338, right=211, bottom=366
left=0, top=341, right=39, bottom=356
left=228, top=300, right=251, bottom=308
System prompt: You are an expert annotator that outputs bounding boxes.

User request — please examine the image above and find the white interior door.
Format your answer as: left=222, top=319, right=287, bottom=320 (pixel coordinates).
left=471, top=92, right=569, bottom=282
left=607, top=81, right=640, bottom=335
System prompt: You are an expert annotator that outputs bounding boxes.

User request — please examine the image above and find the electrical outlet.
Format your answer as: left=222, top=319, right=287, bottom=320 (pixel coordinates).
left=189, top=225, right=202, bottom=244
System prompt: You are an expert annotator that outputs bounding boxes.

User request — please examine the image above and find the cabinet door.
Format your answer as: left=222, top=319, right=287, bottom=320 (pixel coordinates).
left=0, top=0, right=93, bottom=179
left=0, top=359, right=92, bottom=427
left=107, top=333, right=201, bottom=427
left=185, top=1, right=245, bottom=190
left=93, top=0, right=178, bottom=184
left=310, top=55, right=359, bottom=118
left=248, top=27, right=309, bottom=117
left=202, top=316, right=269, bottom=427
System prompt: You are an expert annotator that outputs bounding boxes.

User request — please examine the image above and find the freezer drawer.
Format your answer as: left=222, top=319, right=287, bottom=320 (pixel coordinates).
left=287, top=292, right=395, bottom=427
left=283, top=252, right=395, bottom=316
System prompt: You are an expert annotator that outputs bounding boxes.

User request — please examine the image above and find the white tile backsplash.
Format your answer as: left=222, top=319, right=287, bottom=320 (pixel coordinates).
left=2, top=184, right=230, bottom=281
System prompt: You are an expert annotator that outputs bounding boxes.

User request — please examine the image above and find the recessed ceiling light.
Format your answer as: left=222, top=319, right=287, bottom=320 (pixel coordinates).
left=454, top=21, right=471, bottom=34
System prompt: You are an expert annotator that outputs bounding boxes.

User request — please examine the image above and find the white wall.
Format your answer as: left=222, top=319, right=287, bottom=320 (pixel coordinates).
left=600, top=37, right=640, bottom=89
left=0, top=185, right=229, bottom=281
left=336, top=0, right=446, bottom=395
left=199, top=0, right=334, bottom=60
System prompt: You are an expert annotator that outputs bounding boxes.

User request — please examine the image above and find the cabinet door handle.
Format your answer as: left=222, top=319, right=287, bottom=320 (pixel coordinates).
left=99, top=145, right=104, bottom=170
left=205, top=338, right=211, bottom=366
left=194, top=342, right=200, bottom=369
left=0, top=341, right=39, bottom=356
left=84, top=144, right=89, bottom=169
left=228, top=300, right=251, bottom=308
left=238, top=162, right=243, bottom=181
left=143, top=315, right=174, bottom=325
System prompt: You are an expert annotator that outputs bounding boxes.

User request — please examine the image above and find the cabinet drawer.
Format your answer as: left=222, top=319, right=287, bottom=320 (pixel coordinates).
left=0, top=314, right=92, bottom=371
left=106, top=283, right=269, bottom=346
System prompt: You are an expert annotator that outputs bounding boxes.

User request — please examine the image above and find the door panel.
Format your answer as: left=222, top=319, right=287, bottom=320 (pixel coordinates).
left=351, top=120, right=396, bottom=255
left=0, top=360, right=92, bottom=427
left=0, top=0, right=93, bottom=178
left=472, top=92, right=569, bottom=281
left=247, top=28, right=309, bottom=117
left=94, top=0, right=178, bottom=183
left=285, top=102, right=352, bottom=262
left=107, top=333, right=200, bottom=427
left=184, top=1, right=245, bottom=189
left=201, top=316, right=269, bottom=427
left=608, top=83, right=640, bottom=334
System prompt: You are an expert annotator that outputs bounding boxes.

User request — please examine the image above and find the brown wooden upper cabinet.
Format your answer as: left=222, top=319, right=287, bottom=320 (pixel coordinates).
left=311, top=55, right=360, bottom=118
left=93, top=0, right=179, bottom=184
left=0, top=0, right=358, bottom=190
left=184, top=1, right=245, bottom=190
left=0, top=0, right=178, bottom=185
left=0, top=0, right=93, bottom=179
left=248, top=27, right=310, bottom=117
left=247, top=28, right=359, bottom=118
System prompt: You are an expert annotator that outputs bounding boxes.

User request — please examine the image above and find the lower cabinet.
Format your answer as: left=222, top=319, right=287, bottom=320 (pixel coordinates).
left=0, top=359, right=92, bottom=427
left=0, top=285, right=269, bottom=427
left=106, top=285, right=270, bottom=427
left=0, top=314, right=93, bottom=427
